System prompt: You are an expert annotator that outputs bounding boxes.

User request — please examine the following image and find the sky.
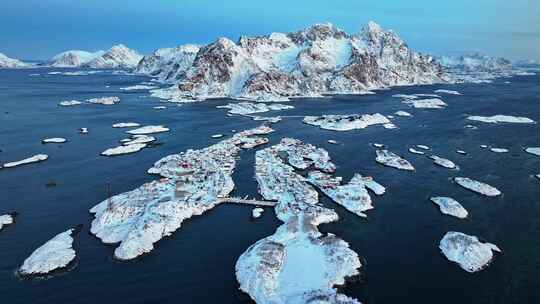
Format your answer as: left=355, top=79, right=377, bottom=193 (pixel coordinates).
left=1, top=0, right=539, bottom=61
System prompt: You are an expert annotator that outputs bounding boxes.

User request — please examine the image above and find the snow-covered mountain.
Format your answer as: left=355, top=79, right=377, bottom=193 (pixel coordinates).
left=514, top=59, right=540, bottom=69
left=83, top=44, right=143, bottom=69
left=439, top=53, right=512, bottom=72
left=135, top=44, right=200, bottom=81
left=0, top=52, right=28, bottom=68
left=50, top=50, right=104, bottom=67
left=438, top=53, right=517, bottom=83
left=144, top=21, right=445, bottom=102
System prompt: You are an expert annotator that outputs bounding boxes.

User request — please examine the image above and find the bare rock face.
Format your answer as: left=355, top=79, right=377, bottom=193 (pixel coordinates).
left=146, top=21, right=446, bottom=102
left=242, top=71, right=301, bottom=100
left=176, top=38, right=260, bottom=99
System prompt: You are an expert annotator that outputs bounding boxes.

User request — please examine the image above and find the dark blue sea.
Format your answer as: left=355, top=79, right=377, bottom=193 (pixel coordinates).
left=1, top=68, right=539, bottom=303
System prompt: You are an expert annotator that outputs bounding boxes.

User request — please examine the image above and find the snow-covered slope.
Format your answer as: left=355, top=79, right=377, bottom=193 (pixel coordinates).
left=84, top=44, right=143, bottom=69
left=145, top=21, right=445, bottom=102
left=0, top=52, right=28, bottom=68
left=50, top=50, right=104, bottom=67
left=135, top=44, right=200, bottom=81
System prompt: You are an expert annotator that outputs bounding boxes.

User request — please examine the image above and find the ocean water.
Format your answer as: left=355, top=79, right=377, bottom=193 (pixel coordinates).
left=0, top=68, right=539, bottom=304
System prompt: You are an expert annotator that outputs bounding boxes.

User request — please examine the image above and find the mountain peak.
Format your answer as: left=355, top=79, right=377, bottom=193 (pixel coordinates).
left=366, top=21, right=382, bottom=33
left=289, top=22, right=348, bottom=43
left=109, top=44, right=131, bottom=52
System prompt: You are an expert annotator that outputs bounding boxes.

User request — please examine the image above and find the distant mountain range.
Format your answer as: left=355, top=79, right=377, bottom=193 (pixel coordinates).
left=49, top=44, right=142, bottom=68
left=438, top=53, right=513, bottom=72
left=1, top=44, right=142, bottom=69
left=1, top=22, right=537, bottom=101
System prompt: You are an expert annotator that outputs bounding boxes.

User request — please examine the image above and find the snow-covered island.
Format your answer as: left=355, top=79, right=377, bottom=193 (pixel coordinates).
left=217, top=102, right=294, bottom=115
left=431, top=155, right=457, bottom=169
left=409, top=147, right=425, bottom=155
left=139, top=21, right=445, bottom=102
left=430, top=197, right=468, bottom=219
left=87, top=96, right=120, bottom=105
left=58, top=100, right=82, bottom=107
left=395, top=110, right=412, bottom=117
left=101, top=143, right=147, bottom=156
left=2, top=154, right=49, bottom=169
left=467, top=115, right=535, bottom=124
left=402, top=98, right=447, bottom=109
left=127, top=125, right=170, bottom=135
left=0, top=213, right=16, bottom=231
left=90, top=125, right=275, bottom=260
left=237, top=138, right=364, bottom=303
left=90, top=131, right=366, bottom=301
left=375, top=150, right=415, bottom=171
left=435, top=89, right=461, bottom=95
left=120, top=135, right=156, bottom=146
left=525, top=147, right=540, bottom=156
left=251, top=208, right=264, bottom=219
left=439, top=231, right=501, bottom=273
left=42, top=137, right=67, bottom=144
left=490, top=148, right=509, bottom=153
left=112, top=122, right=141, bottom=128
left=454, top=177, right=501, bottom=197
left=303, top=113, right=390, bottom=131
left=19, top=227, right=80, bottom=276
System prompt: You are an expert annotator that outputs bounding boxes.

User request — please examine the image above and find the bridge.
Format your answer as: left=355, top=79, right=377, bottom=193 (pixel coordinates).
left=219, top=196, right=277, bottom=207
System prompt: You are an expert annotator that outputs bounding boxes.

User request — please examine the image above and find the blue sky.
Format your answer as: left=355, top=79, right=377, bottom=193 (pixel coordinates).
left=2, top=0, right=539, bottom=61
